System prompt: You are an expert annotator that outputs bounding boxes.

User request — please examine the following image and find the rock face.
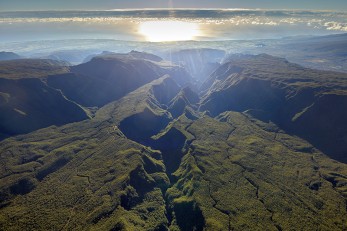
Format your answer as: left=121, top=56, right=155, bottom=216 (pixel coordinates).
left=0, top=52, right=347, bottom=231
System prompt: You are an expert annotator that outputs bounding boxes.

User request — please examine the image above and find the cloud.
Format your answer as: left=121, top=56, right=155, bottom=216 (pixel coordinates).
left=324, top=21, right=347, bottom=31
left=0, top=9, right=346, bottom=44
left=0, top=9, right=346, bottom=33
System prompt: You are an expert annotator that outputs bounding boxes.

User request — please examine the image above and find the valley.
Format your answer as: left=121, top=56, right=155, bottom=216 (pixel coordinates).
left=0, top=48, right=346, bottom=230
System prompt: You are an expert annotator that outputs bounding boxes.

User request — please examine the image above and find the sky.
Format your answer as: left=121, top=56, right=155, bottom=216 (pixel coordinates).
left=0, top=0, right=347, bottom=11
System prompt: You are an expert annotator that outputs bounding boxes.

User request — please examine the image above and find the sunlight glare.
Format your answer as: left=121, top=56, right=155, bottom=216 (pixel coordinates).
left=139, top=20, right=200, bottom=42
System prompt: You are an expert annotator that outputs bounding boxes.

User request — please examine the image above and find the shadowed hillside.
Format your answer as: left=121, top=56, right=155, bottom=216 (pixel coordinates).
left=0, top=78, right=89, bottom=139
left=0, top=52, right=192, bottom=139
left=47, top=51, right=192, bottom=107
left=200, top=54, right=347, bottom=163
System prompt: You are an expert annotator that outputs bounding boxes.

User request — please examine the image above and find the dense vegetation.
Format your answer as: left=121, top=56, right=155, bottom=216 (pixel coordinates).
left=0, top=59, right=69, bottom=79
left=200, top=54, right=347, bottom=163
left=0, top=52, right=190, bottom=139
left=0, top=52, right=346, bottom=230
left=0, top=77, right=89, bottom=139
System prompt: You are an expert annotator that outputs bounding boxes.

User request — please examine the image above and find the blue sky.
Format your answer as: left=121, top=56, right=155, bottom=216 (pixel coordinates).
left=0, top=0, right=346, bottom=11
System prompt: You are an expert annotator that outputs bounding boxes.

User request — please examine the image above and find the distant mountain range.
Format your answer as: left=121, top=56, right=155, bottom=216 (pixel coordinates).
left=2, top=33, right=347, bottom=75
left=0, top=49, right=346, bottom=230
left=0, top=51, right=21, bottom=61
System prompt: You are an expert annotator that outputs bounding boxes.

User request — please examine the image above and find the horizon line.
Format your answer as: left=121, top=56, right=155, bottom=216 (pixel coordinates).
left=0, top=8, right=346, bottom=13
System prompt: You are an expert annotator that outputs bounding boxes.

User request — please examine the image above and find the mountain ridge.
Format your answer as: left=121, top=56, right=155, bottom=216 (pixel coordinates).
left=200, top=53, right=347, bottom=163
left=0, top=51, right=346, bottom=230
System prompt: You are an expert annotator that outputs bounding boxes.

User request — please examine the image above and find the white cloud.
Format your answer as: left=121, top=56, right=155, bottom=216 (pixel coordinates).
left=324, top=21, right=347, bottom=31
left=0, top=10, right=346, bottom=33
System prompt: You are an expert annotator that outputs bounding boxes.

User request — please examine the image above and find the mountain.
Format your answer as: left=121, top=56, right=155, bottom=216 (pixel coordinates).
left=0, top=52, right=21, bottom=61
left=0, top=77, right=89, bottom=139
left=0, top=59, right=87, bottom=139
left=82, top=51, right=115, bottom=63
left=0, top=59, right=69, bottom=79
left=283, top=33, right=347, bottom=62
left=248, top=33, right=347, bottom=73
left=0, top=52, right=192, bottom=139
left=40, top=50, right=94, bottom=65
left=200, top=54, right=347, bottom=163
left=0, top=52, right=346, bottom=230
left=47, top=51, right=192, bottom=107
left=168, top=87, right=199, bottom=118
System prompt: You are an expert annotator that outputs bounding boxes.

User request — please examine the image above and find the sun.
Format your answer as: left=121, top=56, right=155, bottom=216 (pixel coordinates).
left=139, top=20, right=200, bottom=42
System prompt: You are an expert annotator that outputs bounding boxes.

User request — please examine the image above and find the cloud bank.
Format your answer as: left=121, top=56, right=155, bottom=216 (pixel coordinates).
left=0, top=10, right=346, bottom=43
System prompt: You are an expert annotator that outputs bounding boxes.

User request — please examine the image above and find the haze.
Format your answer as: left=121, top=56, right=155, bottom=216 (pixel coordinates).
left=1, top=0, right=347, bottom=11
